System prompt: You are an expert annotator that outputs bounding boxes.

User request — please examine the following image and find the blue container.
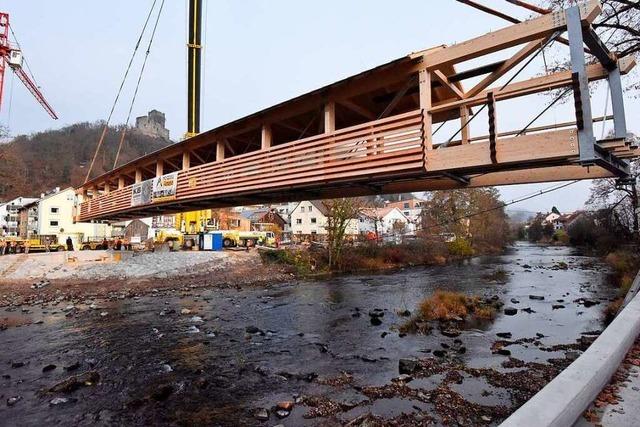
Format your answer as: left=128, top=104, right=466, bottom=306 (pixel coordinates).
left=202, top=232, right=223, bottom=251
left=211, top=232, right=223, bottom=251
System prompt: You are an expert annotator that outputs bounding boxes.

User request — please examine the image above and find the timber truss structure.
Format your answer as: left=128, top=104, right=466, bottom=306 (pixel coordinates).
left=76, top=0, right=637, bottom=222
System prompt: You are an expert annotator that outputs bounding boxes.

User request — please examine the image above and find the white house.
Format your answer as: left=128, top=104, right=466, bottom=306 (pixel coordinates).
left=385, top=198, right=425, bottom=230
left=289, top=200, right=359, bottom=238
left=0, top=196, right=39, bottom=236
left=360, top=207, right=415, bottom=235
left=35, top=187, right=111, bottom=247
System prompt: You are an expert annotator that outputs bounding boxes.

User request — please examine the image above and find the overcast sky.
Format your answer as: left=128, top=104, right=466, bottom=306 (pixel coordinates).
left=1, top=0, right=637, bottom=213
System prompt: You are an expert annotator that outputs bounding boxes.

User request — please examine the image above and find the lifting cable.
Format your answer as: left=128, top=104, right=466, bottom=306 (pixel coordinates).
left=113, top=0, right=166, bottom=169
left=440, top=30, right=562, bottom=148
left=84, top=0, right=159, bottom=183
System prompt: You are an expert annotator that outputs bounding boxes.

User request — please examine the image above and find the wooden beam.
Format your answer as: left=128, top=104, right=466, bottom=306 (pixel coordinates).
left=224, top=139, right=236, bottom=156
left=135, top=168, right=142, bottom=184
left=216, top=140, right=225, bottom=161
left=324, top=101, right=336, bottom=133
left=379, top=77, right=417, bottom=119
left=156, top=160, right=164, bottom=177
left=261, top=125, right=273, bottom=150
left=428, top=129, right=578, bottom=172
left=429, top=57, right=636, bottom=115
left=464, top=38, right=545, bottom=99
left=432, top=70, right=464, bottom=99
left=460, top=106, right=470, bottom=144
left=164, top=158, right=181, bottom=170
left=118, top=176, right=125, bottom=189
left=419, top=69, right=433, bottom=152
left=182, top=150, right=191, bottom=170
left=338, top=99, right=375, bottom=120
left=421, top=0, right=601, bottom=68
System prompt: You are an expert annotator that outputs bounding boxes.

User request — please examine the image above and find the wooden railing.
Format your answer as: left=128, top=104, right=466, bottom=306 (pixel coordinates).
left=77, top=110, right=424, bottom=221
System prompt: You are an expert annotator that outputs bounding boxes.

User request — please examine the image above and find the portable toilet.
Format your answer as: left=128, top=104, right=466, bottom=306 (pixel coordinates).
left=201, top=232, right=223, bottom=251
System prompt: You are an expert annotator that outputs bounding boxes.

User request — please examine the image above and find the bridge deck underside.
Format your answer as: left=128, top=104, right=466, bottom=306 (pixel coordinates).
left=76, top=110, right=631, bottom=221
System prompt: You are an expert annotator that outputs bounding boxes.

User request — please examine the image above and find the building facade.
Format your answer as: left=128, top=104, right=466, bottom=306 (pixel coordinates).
left=289, top=200, right=359, bottom=239
left=37, top=187, right=111, bottom=246
left=0, top=196, right=39, bottom=236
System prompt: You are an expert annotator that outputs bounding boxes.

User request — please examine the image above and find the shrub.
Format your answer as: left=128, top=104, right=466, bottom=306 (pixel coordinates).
left=447, top=238, right=474, bottom=257
left=553, top=229, right=570, bottom=244
left=419, top=291, right=469, bottom=320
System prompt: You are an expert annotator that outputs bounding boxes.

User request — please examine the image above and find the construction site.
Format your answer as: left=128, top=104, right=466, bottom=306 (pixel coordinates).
left=1, top=1, right=640, bottom=426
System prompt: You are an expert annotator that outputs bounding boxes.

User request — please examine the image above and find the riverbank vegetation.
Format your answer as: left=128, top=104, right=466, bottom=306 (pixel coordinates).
left=400, top=290, right=499, bottom=334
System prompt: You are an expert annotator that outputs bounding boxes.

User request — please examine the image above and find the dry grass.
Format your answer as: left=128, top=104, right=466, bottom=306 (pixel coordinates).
left=419, top=291, right=469, bottom=321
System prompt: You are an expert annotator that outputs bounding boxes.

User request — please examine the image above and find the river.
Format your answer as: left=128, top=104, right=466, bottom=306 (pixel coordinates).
left=0, top=242, right=617, bottom=426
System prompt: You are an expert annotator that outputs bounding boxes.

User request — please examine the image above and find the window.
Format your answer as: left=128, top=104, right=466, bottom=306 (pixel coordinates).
left=50, top=220, right=59, bottom=227
left=308, top=206, right=312, bottom=212
left=296, top=219, right=302, bottom=224
left=230, top=219, right=241, bottom=228
left=301, top=207, right=305, bottom=213
left=404, top=211, right=410, bottom=216
left=50, top=207, right=59, bottom=214
left=311, top=218, right=317, bottom=224
left=403, top=202, right=410, bottom=209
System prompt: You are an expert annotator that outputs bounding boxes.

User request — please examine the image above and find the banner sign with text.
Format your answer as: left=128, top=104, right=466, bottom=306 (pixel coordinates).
left=131, top=179, right=153, bottom=207
left=152, top=172, right=178, bottom=203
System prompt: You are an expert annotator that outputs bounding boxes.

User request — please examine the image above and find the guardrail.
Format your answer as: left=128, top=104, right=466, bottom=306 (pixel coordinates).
left=500, top=269, right=640, bottom=427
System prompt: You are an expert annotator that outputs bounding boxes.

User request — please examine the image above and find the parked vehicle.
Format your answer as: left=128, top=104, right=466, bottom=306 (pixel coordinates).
left=17, top=236, right=65, bottom=252
left=80, top=237, right=111, bottom=250
left=221, top=230, right=277, bottom=248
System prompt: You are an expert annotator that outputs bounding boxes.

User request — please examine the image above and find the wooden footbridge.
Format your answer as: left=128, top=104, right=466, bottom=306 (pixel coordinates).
left=75, top=1, right=636, bottom=222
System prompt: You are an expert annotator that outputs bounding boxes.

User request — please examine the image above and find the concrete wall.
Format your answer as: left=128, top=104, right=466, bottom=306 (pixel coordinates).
left=500, top=287, right=640, bottom=427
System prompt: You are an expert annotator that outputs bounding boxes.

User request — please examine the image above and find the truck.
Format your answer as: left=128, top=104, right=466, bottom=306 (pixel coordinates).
left=221, top=230, right=277, bottom=248
left=80, top=237, right=111, bottom=250
left=17, top=236, right=65, bottom=252
left=154, top=228, right=184, bottom=250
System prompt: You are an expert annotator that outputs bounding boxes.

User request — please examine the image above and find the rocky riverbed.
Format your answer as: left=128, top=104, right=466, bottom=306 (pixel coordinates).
left=0, top=243, right=619, bottom=426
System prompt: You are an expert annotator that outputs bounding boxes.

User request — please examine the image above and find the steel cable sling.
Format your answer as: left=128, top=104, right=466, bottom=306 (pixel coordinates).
left=84, top=0, right=159, bottom=184
left=113, top=0, right=166, bottom=169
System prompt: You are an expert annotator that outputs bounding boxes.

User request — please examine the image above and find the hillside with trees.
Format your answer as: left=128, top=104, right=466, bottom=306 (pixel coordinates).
left=0, top=122, right=171, bottom=201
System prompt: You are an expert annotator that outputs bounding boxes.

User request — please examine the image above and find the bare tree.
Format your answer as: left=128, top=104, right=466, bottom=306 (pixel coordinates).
left=323, top=198, right=366, bottom=269
left=540, top=0, right=640, bottom=93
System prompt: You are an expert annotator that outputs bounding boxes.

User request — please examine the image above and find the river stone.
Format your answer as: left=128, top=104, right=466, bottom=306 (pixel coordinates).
left=504, top=307, right=518, bottom=316
left=433, top=350, right=446, bottom=358
left=441, top=329, right=461, bottom=338
left=42, top=364, right=56, bottom=372
left=510, top=298, right=520, bottom=304
left=552, top=304, right=566, bottom=310
left=496, top=348, right=511, bottom=356
left=370, top=317, right=382, bottom=326
left=496, top=332, right=512, bottom=339
left=255, top=408, right=269, bottom=421
left=399, top=358, right=419, bottom=374
left=529, top=295, right=545, bottom=300
left=368, top=309, right=384, bottom=318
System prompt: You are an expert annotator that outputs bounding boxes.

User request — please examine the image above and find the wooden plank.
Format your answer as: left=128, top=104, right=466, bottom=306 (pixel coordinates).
left=464, top=38, right=545, bottom=99
left=421, top=0, right=601, bottom=68
left=427, top=129, right=578, bottom=171
left=338, top=99, right=375, bottom=120
left=430, top=57, right=635, bottom=115
left=433, top=69, right=464, bottom=99
left=156, top=160, right=164, bottom=177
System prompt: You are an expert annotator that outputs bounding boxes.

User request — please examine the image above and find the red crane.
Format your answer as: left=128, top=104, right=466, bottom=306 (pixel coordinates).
left=0, top=12, right=57, bottom=119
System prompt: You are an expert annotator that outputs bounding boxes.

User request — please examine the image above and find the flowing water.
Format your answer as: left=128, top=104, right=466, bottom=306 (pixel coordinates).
left=0, top=242, right=617, bottom=426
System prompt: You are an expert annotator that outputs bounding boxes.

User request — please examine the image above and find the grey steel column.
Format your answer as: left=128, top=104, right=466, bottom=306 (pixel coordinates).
left=608, top=67, right=628, bottom=140
left=566, top=5, right=596, bottom=163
